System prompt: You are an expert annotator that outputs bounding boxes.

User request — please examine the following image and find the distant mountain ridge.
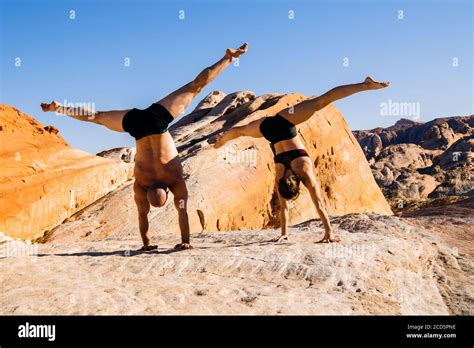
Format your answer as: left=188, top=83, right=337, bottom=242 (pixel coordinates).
left=353, top=115, right=473, bottom=208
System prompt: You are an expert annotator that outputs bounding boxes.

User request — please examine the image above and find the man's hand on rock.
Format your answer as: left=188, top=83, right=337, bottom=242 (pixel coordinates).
left=139, top=245, right=158, bottom=251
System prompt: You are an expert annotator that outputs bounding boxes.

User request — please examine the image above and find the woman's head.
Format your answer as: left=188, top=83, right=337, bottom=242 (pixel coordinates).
left=147, top=183, right=169, bottom=207
left=277, top=171, right=301, bottom=200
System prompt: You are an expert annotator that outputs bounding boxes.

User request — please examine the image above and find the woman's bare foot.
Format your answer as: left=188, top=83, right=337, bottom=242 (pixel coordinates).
left=271, top=235, right=289, bottom=243
left=225, top=43, right=249, bottom=61
left=174, top=243, right=193, bottom=250
left=213, top=132, right=229, bottom=149
left=41, top=101, right=60, bottom=112
left=363, top=76, right=390, bottom=90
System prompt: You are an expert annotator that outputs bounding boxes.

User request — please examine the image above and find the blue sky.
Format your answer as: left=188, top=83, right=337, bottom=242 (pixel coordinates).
left=1, top=0, right=472, bottom=153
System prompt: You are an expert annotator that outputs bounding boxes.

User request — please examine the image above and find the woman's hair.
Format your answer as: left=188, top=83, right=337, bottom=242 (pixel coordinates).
left=278, top=174, right=301, bottom=200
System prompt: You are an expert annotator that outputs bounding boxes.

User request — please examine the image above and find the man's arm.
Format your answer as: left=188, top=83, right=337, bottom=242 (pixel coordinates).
left=172, top=183, right=193, bottom=250
left=273, top=195, right=290, bottom=242
left=133, top=184, right=155, bottom=250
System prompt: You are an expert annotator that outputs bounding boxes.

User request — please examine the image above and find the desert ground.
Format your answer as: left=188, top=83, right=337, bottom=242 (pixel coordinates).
left=1, top=199, right=472, bottom=315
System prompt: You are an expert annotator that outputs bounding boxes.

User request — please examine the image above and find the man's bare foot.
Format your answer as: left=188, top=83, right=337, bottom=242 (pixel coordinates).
left=139, top=244, right=158, bottom=251
left=363, top=76, right=390, bottom=90
left=41, top=101, right=60, bottom=112
left=271, top=235, right=289, bottom=243
left=225, top=43, right=249, bottom=61
left=174, top=243, right=193, bottom=250
left=316, top=233, right=340, bottom=243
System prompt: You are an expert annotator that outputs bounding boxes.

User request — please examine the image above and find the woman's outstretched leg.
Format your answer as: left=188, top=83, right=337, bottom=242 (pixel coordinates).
left=213, top=118, right=263, bottom=148
left=41, top=101, right=128, bottom=132
left=157, top=43, right=248, bottom=118
left=280, top=76, right=389, bottom=125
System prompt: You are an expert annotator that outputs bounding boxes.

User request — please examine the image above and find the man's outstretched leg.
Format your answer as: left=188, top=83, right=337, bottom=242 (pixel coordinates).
left=158, top=43, right=249, bottom=117
left=280, top=76, right=390, bottom=125
left=40, top=44, right=249, bottom=131
left=41, top=101, right=129, bottom=132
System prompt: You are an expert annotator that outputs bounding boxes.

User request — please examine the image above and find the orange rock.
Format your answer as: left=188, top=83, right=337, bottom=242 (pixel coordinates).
left=0, top=105, right=134, bottom=240
left=172, top=92, right=393, bottom=233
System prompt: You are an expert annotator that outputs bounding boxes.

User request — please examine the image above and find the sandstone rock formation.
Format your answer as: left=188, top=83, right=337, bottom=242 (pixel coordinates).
left=173, top=91, right=393, bottom=230
left=354, top=116, right=473, bottom=207
left=170, top=91, right=255, bottom=141
left=354, top=117, right=472, bottom=156
left=35, top=91, right=391, bottom=244
left=96, top=147, right=136, bottom=163
left=0, top=105, right=134, bottom=240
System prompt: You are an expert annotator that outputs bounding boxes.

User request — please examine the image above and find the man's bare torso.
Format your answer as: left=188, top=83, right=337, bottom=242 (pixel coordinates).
left=134, top=132, right=185, bottom=194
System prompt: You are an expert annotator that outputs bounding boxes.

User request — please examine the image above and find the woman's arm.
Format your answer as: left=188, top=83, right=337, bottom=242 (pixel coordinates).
left=273, top=194, right=290, bottom=242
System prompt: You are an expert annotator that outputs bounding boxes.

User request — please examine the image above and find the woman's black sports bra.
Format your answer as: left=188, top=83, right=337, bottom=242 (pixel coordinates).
left=259, top=114, right=297, bottom=144
left=274, top=149, right=309, bottom=170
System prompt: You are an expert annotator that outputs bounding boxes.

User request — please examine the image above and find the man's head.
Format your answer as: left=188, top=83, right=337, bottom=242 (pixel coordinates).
left=277, top=170, right=301, bottom=200
left=147, top=183, right=169, bottom=207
